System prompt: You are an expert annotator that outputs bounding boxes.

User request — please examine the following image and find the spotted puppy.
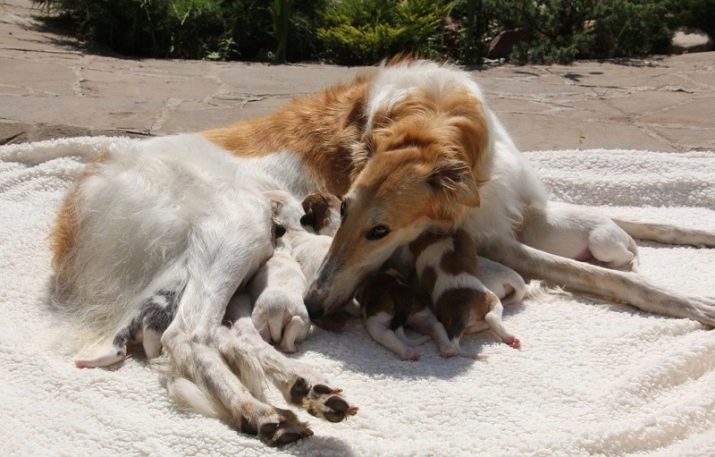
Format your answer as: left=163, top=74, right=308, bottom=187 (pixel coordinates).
left=410, top=229, right=521, bottom=359
left=355, top=268, right=431, bottom=361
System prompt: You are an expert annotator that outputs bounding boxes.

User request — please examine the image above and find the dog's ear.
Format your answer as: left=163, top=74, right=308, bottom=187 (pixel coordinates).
left=428, top=158, right=480, bottom=207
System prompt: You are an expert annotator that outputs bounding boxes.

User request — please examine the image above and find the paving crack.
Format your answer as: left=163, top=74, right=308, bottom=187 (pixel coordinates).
left=150, top=97, right=183, bottom=134
left=70, top=55, right=92, bottom=97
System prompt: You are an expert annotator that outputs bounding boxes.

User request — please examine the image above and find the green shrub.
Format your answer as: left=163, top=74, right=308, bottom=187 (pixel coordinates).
left=485, top=0, right=672, bottom=64
left=317, top=0, right=453, bottom=65
left=34, top=0, right=323, bottom=61
left=32, top=0, right=715, bottom=65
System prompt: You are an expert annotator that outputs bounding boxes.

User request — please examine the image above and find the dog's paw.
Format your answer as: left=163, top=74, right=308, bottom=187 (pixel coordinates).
left=289, top=377, right=358, bottom=423
left=254, top=408, right=313, bottom=446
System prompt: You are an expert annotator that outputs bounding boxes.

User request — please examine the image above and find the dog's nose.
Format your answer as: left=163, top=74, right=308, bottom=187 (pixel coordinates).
left=304, top=289, right=325, bottom=320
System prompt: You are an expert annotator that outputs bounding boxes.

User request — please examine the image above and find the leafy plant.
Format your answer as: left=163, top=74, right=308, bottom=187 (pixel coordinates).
left=31, top=0, right=715, bottom=65
left=317, top=0, right=453, bottom=65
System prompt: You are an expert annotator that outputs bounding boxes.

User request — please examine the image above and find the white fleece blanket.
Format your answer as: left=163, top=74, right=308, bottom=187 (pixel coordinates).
left=1, top=138, right=714, bottom=457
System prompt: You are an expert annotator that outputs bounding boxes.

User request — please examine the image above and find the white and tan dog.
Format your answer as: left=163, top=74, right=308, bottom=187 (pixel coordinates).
left=47, top=57, right=714, bottom=445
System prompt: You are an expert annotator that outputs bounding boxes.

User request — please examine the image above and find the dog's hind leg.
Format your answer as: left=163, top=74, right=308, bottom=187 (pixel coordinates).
left=217, top=293, right=358, bottom=423
left=483, top=237, right=715, bottom=326
left=612, top=218, right=715, bottom=247
left=482, top=293, right=521, bottom=349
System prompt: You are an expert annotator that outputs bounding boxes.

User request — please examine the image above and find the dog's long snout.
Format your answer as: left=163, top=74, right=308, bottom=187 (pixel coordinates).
left=304, top=287, right=325, bottom=320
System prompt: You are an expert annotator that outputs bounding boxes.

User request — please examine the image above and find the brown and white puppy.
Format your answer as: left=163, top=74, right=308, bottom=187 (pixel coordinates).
left=355, top=268, right=430, bottom=361
left=300, top=192, right=342, bottom=236
left=410, top=229, right=521, bottom=358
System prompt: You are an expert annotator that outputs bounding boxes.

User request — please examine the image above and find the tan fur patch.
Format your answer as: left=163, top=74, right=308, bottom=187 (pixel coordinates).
left=51, top=186, right=79, bottom=272
left=202, top=74, right=373, bottom=195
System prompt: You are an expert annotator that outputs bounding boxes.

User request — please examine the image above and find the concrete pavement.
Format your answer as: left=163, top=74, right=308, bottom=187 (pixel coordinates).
left=2, top=0, right=714, bottom=151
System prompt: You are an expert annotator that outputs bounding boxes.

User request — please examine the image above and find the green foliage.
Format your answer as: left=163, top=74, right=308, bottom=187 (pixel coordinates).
left=317, top=0, right=453, bottom=65
left=32, top=0, right=715, bottom=65
left=487, top=0, right=673, bottom=64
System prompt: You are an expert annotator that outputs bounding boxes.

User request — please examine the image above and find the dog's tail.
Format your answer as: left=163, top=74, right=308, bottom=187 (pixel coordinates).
left=0, top=136, right=136, bottom=165
left=612, top=218, right=715, bottom=248
left=167, top=377, right=226, bottom=419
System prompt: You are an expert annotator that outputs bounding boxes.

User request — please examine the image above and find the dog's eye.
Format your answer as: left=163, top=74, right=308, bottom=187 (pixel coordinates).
left=340, top=200, right=347, bottom=219
left=365, top=225, right=390, bottom=241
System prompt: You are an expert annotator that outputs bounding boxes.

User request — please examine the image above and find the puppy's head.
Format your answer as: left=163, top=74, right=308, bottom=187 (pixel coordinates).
left=300, top=192, right=342, bottom=236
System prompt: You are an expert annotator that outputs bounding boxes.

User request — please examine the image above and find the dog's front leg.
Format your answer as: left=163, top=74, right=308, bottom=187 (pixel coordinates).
left=218, top=293, right=358, bottom=423
left=483, top=237, right=715, bottom=326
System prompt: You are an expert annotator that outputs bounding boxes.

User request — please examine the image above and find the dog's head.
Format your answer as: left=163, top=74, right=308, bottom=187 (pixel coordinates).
left=304, top=88, right=490, bottom=318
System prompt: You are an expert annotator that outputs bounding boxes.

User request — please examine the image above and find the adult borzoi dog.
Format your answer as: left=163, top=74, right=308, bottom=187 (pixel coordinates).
left=48, top=58, right=714, bottom=445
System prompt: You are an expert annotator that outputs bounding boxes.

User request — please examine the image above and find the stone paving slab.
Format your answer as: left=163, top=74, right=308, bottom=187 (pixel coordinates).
left=1, top=0, right=714, bottom=151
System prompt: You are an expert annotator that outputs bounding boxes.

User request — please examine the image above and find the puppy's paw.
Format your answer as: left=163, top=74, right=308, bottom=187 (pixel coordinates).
left=439, top=344, right=459, bottom=358
left=503, top=336, right=521, bottom=350
left=400, top=347, right=420, bottom=361
left=289, top=377, right=358, bottom=423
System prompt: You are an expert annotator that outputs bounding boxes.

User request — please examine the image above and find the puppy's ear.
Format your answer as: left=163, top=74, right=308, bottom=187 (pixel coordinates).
left=428, top=159, right=480, bottom=207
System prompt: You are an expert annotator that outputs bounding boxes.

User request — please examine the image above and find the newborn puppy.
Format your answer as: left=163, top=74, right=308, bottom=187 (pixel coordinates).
left=521, top=202, right=639, bottom=270
left=300, top=192, right=342, bottom=236
left=355, top=268, right=430, bottom=361
left=410, top=229, right=521, bottom=359
left=247, top=234, right=310, bottom=353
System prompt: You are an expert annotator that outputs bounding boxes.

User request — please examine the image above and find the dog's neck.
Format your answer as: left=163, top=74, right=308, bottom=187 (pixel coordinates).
left=201, top=75, right=372, bottom=195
